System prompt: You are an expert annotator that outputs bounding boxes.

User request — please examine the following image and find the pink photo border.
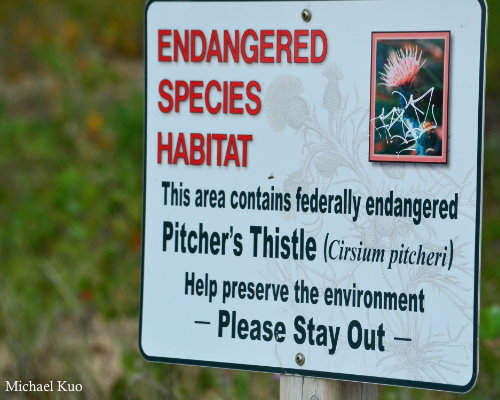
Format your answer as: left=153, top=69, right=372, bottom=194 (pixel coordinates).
left=369, top=31, right=450, bottom=164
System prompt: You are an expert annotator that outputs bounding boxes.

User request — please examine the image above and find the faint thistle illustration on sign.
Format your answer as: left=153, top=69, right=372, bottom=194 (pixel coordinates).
left=369, top=32, right=450, bottom=163
left=262, top=63, right=475, bottom=384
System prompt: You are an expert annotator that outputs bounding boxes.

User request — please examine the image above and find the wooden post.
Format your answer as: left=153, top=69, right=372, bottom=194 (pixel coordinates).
left=280, top=375, right=378, bottom=400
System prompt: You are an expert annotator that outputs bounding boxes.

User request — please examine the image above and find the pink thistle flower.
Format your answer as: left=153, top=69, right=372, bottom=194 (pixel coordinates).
left=380, top=46, right=425, bottom=87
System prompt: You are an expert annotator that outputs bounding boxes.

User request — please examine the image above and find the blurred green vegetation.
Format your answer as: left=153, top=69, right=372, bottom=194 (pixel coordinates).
left=0, top=0, right=499, bottom=399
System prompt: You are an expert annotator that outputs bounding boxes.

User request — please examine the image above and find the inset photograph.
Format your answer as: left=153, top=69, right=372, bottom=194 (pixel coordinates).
left=369, top=32, right=450, bottom=163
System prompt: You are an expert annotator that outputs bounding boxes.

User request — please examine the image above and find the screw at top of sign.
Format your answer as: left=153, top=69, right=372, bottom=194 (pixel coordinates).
left=301, top=9, right=311, bottom=22
left=295, top=352, right=305, bottom=366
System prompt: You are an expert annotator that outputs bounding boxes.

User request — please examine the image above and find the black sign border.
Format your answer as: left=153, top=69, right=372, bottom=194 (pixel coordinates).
left=139, top=0, right=487, bottom=393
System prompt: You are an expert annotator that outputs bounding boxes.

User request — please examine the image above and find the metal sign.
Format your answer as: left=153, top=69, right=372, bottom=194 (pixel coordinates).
left=140, top=0, right=487, bottom=392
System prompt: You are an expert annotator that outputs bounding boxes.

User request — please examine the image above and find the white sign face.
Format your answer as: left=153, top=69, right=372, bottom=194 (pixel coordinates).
left=140, top=0, right=486, bottom=392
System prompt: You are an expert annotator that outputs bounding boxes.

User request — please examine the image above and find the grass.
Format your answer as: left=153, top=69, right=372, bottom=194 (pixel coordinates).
left=0, top=0, right=499, bottom=399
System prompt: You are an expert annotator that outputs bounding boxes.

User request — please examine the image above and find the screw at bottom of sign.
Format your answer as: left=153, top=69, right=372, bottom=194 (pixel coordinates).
left=295, top=352, right=305, bottom=366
